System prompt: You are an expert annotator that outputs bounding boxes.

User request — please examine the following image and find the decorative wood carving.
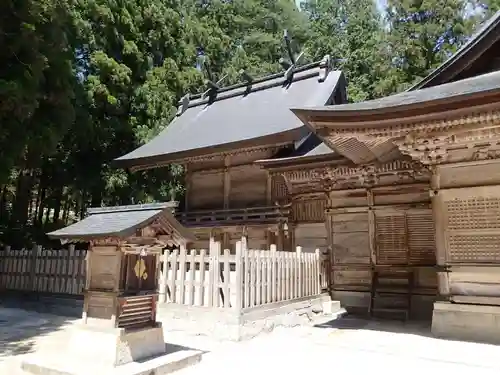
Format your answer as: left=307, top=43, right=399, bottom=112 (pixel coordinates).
left=280, top=158, right=430, bottom=193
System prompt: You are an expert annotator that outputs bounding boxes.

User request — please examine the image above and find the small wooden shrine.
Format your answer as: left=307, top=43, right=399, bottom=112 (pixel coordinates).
left=47, top=202, right=195, bottom=367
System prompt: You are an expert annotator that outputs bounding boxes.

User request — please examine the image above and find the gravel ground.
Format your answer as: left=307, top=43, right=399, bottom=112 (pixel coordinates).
left=2, top=307, right=500, bottom=375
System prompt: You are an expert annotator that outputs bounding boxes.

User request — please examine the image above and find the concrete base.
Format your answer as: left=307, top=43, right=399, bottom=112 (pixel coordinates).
left=67, top=323, right=167, bottom=366
left=432, top=301, right=500, bottom=344
left=21, top=347, right=202, bottom=375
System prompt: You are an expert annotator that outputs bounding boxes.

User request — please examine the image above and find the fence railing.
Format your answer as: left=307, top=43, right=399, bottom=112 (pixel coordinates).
left=159, top=241, right=324, bottom=311
left=0, top=241, right=326, bottom=311
left=0, top=245, right=86, bottom=295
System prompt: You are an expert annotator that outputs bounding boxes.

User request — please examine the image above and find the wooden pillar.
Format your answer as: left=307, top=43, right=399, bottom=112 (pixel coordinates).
left=266, top=173, right=272, bottom=204
left=158, top=248, right=169, bottom=303
left=184, top=166, right=191, bottom=211
left=277, top=222, right=284, bottom=251
left=223, top=156, right=231, bottom=209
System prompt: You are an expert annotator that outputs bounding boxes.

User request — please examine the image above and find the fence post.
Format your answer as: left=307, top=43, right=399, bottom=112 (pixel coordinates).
left=315, top=249, right=321, bottom=295
left=296, top=246, right=302, bottom=298
left=29, top=245, right=39, bottom=292
left=235, top=240, right=243, bottom=313
left=207, top=238, right=215, bottom=308
left=158, top=249, right=168, bottom=303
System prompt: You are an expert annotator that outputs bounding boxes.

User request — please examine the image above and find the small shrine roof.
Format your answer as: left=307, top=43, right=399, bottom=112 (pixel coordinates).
left=114, top=60, right=345, bottom=171
left=47, top=202, right=195, bottom=243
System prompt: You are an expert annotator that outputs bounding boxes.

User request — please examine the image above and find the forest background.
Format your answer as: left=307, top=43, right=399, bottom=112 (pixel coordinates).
left=0, top=0, right=498, bottom=247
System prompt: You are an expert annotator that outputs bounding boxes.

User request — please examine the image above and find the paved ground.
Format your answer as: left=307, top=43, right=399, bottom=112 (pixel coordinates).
left=2, top=307, right=500, bottom=375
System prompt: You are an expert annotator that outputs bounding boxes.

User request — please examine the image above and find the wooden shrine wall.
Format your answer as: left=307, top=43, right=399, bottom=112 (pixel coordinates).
left=294, top=223, right=328, bottom=254
left=229, top=165, right=267, bottom=208
left=186, top=148, right=284, bottom=211
left=189, top=170, right=225, bottom=209
left=188, top=227, right=269, bottom=252
left=433, top=160, right=500, bottom=306
left=328, top=184, right=437, bottom=318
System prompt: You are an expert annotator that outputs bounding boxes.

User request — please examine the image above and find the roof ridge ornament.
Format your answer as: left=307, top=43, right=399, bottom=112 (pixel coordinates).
left=197, top=53, right=228, bottom=101
left=177, top=93, right=190, bottom=115
left=318, top=55, right=331, bottom=83
left=279, top=29, right=306, bottom=82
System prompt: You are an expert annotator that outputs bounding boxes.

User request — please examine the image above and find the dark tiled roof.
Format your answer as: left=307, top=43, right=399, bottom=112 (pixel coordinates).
left=47, top=202, right=186, bottom=241
left=115, top=61, right=345, bottom=170
left=292, top=69, right=500, bottom=116
left=410, top=11, right=500, bottom=90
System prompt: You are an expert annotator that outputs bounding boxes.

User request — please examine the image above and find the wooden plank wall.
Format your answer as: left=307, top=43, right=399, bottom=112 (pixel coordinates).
left=186, top=148, right=280, bottom=211
left=434, top=183, right=500, bottom=305
left=0, top=245, right=86, bottom=295
left=294, top=223, right=328, bottom=253
left=327, top=186, right=437, bottom=317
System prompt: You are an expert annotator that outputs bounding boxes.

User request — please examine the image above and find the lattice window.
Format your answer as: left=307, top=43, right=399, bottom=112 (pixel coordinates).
left=271, top=175, right=289, bottom=203
left=375, top=209, right=435, bottom=266
left=375, top=213, right=408, bottom=265
left=407, top=210, right=435, bottom=265
left=448, top=234, right=500, bottom=263
left=446, top=197, right=500, bottom=230
left=445, top=195, right=500, bottom=263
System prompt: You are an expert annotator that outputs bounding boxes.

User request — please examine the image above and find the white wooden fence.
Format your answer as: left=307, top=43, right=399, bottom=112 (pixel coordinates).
left=159, top=240, right=324, bottom=311
left=0, top=245, right=86, bottom=295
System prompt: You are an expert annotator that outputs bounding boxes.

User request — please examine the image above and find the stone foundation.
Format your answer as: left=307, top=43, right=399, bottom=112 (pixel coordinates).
left=432, top=301, right=500, bottom=344
left=158, top=294, right=345, bottom=341
left=68, top=323, right=166, bottom=366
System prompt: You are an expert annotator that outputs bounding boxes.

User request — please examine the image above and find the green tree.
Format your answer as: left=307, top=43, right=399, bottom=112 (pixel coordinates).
left=376, top=0, right=476, bottom=94
left=302, top=0, right=387, bottom=102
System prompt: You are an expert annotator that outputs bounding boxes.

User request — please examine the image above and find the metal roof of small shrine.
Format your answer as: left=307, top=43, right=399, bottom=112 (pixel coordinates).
left=114, top=59, right=345, bottom=171
left=47, top=202, right=194, bottom=242
left=410, top=10, right=500, bottom=90
left=292, top=69, right=500, bottom=118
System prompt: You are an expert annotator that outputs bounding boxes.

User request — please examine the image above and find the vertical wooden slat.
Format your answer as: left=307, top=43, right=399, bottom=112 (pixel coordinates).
left=315, top=249, right=321, bottom=294
left=296, top=247, right=303, bottom=298
left=169, top=250, right=178, bottom=303
left=212, top=241, right=221, bottom=308
left=278, top=251, right=284, bottom=302
left=255, top=251, right=261, bottom=305
left=178, top=245, right=187, bottom=305
left=208, top=240, right=215, bottom=308
left=198, top=249, right=206, bottom=306
left=304, top=252, right=310, bottom=296
left=266, top=249, right=272, bottom=304
left=158, top=250, right=168, bottom=303
left=189, top=250, right=196, bottom=305
left=243, top=243, right=250, bottom=308
left=235, top=241, right=243, bottom=311
left=223, top=249, right=230, bottom=308
left=270, top=245, right=277, bottom=303
left=250, top=250, right=256, bottom=307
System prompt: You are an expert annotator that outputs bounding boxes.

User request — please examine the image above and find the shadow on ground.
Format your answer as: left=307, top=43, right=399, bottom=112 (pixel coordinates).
left=314, top=315, right=433, bottom=338
left=0, top=306, right=76, bottom=359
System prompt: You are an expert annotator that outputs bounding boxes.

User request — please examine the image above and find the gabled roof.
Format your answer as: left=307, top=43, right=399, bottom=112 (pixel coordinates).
left=47, top=202, right=195, bottom=243
left=114, top=59, right=345, bottom=171
left=410, top=10, right=500, bottom=90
